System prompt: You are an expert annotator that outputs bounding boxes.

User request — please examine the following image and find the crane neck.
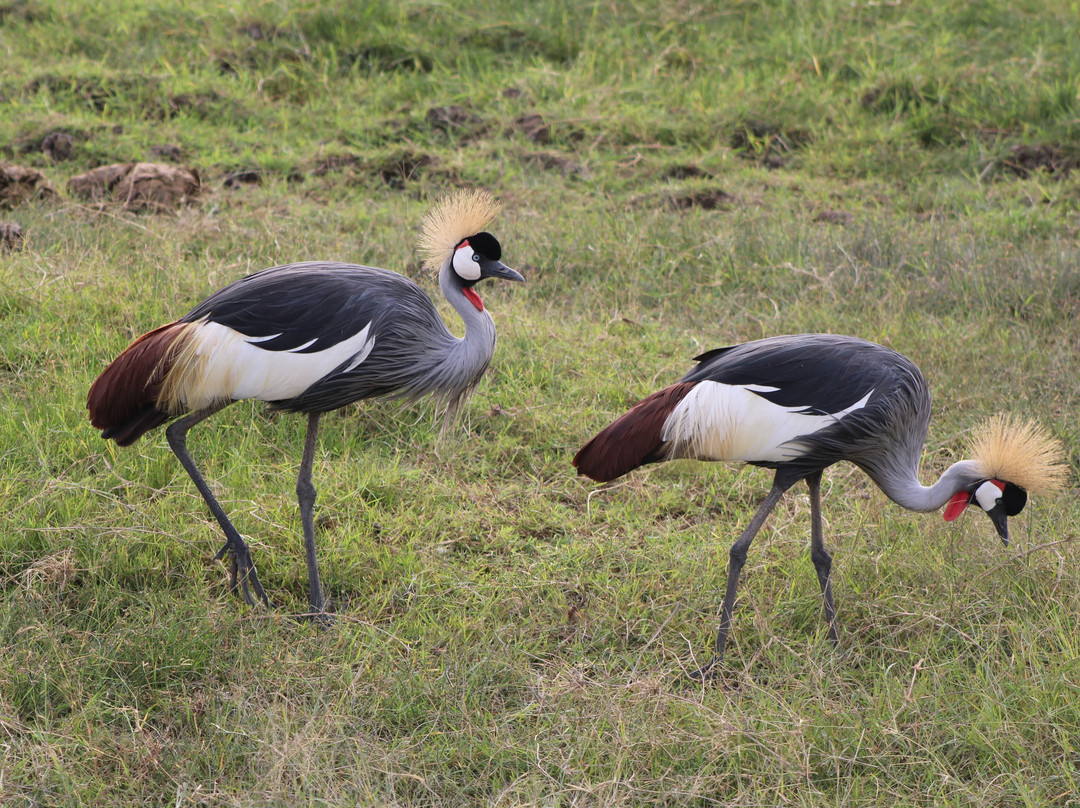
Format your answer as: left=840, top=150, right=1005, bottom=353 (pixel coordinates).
left=439, top=260, right=497, bottom=341
left=412, top=259, right=497, bottom=424
left=865, top=459, right=984, bottom=513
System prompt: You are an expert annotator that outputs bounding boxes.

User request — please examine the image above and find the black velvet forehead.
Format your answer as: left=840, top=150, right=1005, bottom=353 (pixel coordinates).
left=460, top=231, right=501, bottom=261
left=1002, top=482, right=1027, bottom=516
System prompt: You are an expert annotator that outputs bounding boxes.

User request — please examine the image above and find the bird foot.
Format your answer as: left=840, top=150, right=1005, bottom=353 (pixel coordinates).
left=215, top=540, right=273, bottom=610
left=686, top=655, right=725, bottom=683
left=305, top=609, right=336, bottom=630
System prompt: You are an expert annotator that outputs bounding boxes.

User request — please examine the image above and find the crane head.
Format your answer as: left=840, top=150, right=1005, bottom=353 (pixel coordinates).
left=451, top=232, right=524, bottom=285
left=943, top=479, right=1028, bottom=545
left=947, top=414, right=1069, bottom=545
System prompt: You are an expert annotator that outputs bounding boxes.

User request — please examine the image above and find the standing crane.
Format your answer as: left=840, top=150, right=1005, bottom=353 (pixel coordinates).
left=573, top=334, right=1066, bottom=678
left=87, top=189, right=523, bottom=617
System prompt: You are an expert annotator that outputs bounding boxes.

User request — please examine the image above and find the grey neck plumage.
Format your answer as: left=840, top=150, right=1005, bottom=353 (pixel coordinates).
left=427, top=259, right=497, bottom=418
left=863, top=458, right=985, bottom=513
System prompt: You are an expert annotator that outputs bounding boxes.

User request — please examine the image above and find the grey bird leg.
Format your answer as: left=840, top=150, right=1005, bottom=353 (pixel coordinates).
left=806, top=471, right=839, bottom=645
left=691, top=476, right=793, bottom=681
left=165, top=405, right=271, bottom=609
left=297, top=412, right=329, bottom=619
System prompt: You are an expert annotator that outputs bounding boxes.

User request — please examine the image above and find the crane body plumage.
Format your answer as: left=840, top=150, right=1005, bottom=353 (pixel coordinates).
left=574, top=333, right=1065, bottom=678
left=88, top=190, right=522, bottom=616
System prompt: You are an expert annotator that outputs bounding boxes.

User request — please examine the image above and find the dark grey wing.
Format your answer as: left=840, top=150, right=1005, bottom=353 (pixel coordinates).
left=682, top=334, right=903, bottom=414
left=684, top=334, right=930, bottom=478
left=180, top=263, right=438, bottom=354
left=178, top=262, right=460, bottom=412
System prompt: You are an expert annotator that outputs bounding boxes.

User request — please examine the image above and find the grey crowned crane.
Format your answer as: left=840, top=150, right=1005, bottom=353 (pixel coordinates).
left=88, top=189, right=523, bottom=617
left=573, top=334, right=1066, bottom=678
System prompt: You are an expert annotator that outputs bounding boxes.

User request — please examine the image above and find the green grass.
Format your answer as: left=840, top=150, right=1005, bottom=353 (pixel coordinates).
left=2, top=0, right=1080, bottom=805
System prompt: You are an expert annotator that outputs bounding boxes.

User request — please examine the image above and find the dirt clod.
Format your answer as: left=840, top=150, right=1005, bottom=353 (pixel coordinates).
left=237, top=21, right=276, bottom=40
left=150, top=144, right=185, bottom=162
left=521, top=151, right=582, bottom=176
left=512, top=114, right=550, bottom=144
left=310, top=154, right=362, bottom=176
left=1003, top=144, right=1078, bottom=178
left=0, top=164, right=55, bottom=208
left=667, top=188, right=735, bottom=211
left=68, top=162, right=201, bottom=211
left=42, top=131, right=74, bottom=161
left=223, top=169, right=262, bottom=189
left=426, top=105, right=483, bottom=133
left=813, top=209, right=853, bottom=226
left=375, top=152, right=434, bottom=188
left=0, top=221, right=23, bottom=250
left=730, top=118, right=812, bottom=167
left=662, top=165, right=714, bottom=180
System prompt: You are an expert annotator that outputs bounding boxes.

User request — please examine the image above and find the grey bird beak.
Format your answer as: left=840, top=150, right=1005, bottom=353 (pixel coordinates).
left=987, top=502, right=1009, bottom=546
left=480, top=259, right=525, bottom=283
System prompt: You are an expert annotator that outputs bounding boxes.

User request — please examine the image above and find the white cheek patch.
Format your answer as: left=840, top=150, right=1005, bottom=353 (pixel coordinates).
left=974, top=480, right=1004, bottom=512
left=452, top=246, right=481, bottom=280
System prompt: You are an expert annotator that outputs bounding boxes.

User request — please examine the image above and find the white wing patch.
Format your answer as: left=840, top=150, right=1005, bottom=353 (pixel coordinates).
left=661, top=381, right=873, bottom=463
left=169, top=320, right=375, bottom=409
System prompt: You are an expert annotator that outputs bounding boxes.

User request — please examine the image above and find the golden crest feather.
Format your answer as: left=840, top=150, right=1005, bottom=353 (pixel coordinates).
left=418, top=189, right=501, bottom=273
left=969, top=414, right=1068, bottom=493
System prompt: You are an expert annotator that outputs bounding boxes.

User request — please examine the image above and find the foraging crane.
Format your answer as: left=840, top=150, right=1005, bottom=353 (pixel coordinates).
left=87, top=189, right=523, bottom=616
left=573, top=334, right=1066, bottom=678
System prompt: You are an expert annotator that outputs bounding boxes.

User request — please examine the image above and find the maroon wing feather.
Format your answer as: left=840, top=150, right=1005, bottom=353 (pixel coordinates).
left=573, top=382, right=696, bottom=482
left=87, top=322, right=189, bottom=446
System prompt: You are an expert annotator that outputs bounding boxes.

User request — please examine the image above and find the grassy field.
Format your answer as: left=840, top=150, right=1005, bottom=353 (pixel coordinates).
left=2, top=0, right=1080, bottom=805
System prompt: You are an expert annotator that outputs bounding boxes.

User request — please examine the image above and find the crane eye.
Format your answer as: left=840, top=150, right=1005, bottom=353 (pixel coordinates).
left=472, top=253, right=481, bottom=262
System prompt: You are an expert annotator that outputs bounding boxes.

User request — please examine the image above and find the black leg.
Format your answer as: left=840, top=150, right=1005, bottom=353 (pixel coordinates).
left=806, top=471, right=839, bottom=645
left=691, top=476, right=793, bottom=680
left=165, top=404, right=271, bottom=609
left=296, top=412, right=329, bottom=618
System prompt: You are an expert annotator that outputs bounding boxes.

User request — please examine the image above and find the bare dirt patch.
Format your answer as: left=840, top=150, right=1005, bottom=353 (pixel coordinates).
left=371, top=152, right=436, bottom=188
left=309, top=154, right=362, bottom=176
left=150, top=144, right=185, bottom=162
left=68, top=162, right=202, bottom=211
left=661, top=165, right=715, bottom=181
left=666, top=188, right=736, bottom=211
left=632, top=188, right=736, bottom=211
left=511, top=114, right=550, bottom=144
left=519, top=151, right=583, bottom=177
left=1001, top=144, right=1079, bottom=178
left=0, top=0, right=40, bottom=23
left=308, top=151, right=437, bottom=188
left=730, top=118, right=812, bottom=168
left=7, top=127, right=85, bottom=162
left=426, top=105, right=486, bottom=136
left=222, top=169, right=262, bottom=189
left=237, top=20, right=277, bottom=40
left=813, top=209, right=854, bottom=226
left=341, top=44, right=433, bottom=74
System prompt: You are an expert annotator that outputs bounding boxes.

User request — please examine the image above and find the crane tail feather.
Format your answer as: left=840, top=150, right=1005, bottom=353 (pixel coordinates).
left=573, top=382, right=696, bottom=482
left=87, top=322, right=191, bottom=446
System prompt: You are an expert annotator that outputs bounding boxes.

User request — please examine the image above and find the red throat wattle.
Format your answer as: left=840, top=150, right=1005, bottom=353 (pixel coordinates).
left=943, top=490, right=971, bottom=521
left=463, top=287, right=484, bottom=311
